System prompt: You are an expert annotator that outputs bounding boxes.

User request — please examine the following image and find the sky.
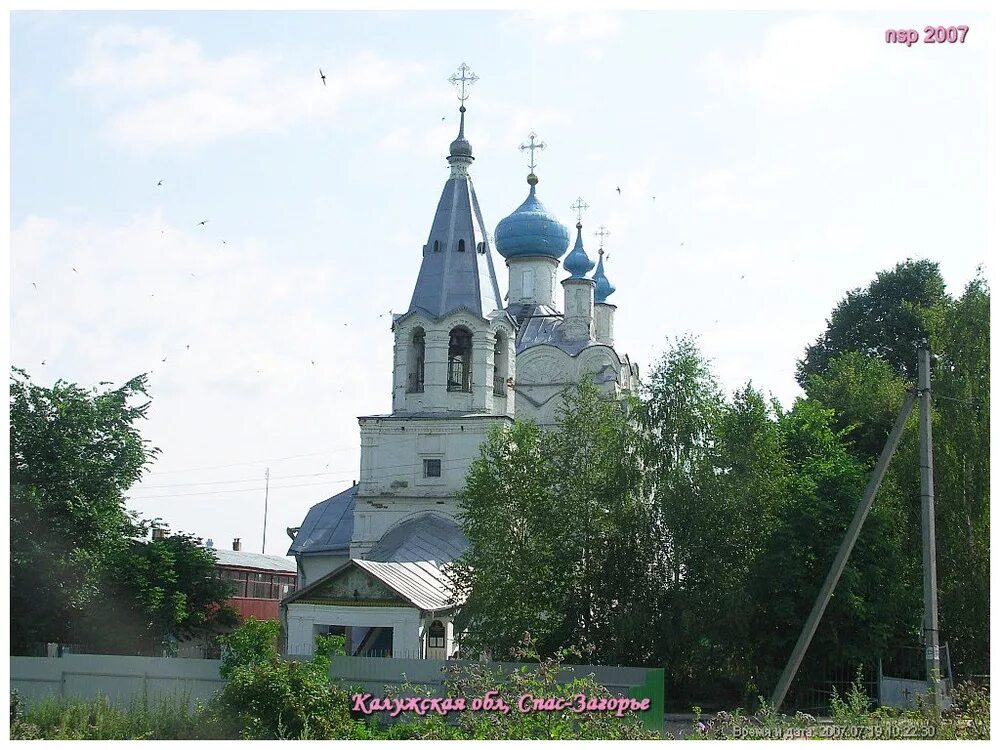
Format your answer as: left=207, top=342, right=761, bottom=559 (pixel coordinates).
left=9, top=9, right=990, bottom=556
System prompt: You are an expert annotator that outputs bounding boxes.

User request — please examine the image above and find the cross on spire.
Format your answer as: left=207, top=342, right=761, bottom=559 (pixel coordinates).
left=594, top=225, right=610, bottom=251
left=570, top=197, right=589, bottom=224
left=519, top=131, right=546, bottom=172
left=448, top=62, right=478, bottom=102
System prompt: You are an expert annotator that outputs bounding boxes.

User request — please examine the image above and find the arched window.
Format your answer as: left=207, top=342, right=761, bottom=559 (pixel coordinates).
left=433, top=240, right=440, bottom=252
left=407, top=328, right=425, bottom=393
left=458, top=239, right=466, bottom=253
left=447, top=327, right=472, bottom=392
left=493, top=332, right=508, bottom=398
left=476, top=242, right=485, bottom=254
left=428, top=620, right=445, bottom=649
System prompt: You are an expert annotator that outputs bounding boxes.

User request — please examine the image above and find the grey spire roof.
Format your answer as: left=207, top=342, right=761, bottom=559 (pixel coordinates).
left=407, top=112, right=504, bottom=320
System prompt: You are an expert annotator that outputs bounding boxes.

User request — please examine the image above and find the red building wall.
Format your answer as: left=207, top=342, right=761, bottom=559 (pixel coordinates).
left=229, top=597, right=281, bottom=621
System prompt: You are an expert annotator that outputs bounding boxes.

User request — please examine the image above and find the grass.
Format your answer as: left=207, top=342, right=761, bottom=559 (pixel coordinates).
left=10, top=690, right=207, bottom=740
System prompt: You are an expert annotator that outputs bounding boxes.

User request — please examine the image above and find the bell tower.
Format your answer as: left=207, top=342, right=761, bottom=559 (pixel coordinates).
left=353, top=64, right=515, bottom=557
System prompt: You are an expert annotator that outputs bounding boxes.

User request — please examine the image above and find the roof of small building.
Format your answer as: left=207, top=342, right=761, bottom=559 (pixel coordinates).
left=284, top=513, right=468, bottom=612
left=355, top=514, right=468, bottom=611
left=213, top=548, right=297, bottom=573
left=286, top=484, right=357, bottom=557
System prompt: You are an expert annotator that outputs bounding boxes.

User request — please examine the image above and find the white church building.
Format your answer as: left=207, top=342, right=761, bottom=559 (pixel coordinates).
left=283, top=65, right=638, bottom=659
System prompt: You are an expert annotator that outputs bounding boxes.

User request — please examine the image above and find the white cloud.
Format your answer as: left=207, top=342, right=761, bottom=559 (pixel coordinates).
left=10, top=211, right=381, bottom=551
left=705, top=14, right=876, bottom=110
left=70, top=25, right=423, bottom=150
left=542, top=12, right=624, bottom=44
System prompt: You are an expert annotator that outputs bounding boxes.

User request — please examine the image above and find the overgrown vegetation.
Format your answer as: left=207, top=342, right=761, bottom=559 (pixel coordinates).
left=11, top=620, right=659, bottom=740
left=686, top=673, right=989, bottom=740
left=453, top=260, right=989, bottom=708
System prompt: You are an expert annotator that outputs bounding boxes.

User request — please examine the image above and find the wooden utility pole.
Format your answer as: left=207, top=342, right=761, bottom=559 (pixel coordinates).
left=261, top=467, right=270, bottom=554
left=918, top=346, right=942, bottom=708
left=770, top=387, right=917, bottom=710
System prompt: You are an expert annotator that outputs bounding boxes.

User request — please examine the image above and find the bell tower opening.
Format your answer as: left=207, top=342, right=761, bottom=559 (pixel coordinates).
left=493, top=331, right=509, bottom=397
left=407, top=327, right=425, bottom=393
left=447, top=327, right=473, bottom=392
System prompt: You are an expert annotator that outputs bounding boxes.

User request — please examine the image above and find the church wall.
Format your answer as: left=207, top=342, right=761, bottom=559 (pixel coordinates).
left=506, top=257, right=560, bottom=308
left=594, top=303, right=616, bottom=347
left=353, top=415, right=512, bottom=554
left=297, top=553, right=348, bottom=589
left=513, top=343, right=626, bottom=427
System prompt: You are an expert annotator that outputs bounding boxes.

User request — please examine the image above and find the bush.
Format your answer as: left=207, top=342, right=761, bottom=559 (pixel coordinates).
left=685, top=672, right=990, bottom=741
left=207, top=622, right=359, bottom=739
left=387, top=634, right=660, bottom=740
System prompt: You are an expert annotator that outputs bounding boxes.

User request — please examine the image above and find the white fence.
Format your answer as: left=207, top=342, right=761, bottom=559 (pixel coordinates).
left=11, top=653, right=662, bottom=721
left=10, top=654, right=225, bottom=708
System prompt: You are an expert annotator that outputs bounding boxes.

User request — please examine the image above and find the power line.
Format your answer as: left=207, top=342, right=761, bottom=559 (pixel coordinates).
left=127, top=454, right=487, bottom=500
left=143, top=448, right=355, bottom=476
left=135, top=469, right=352, bottom=490
left=128, top=478, right=349, bottom=501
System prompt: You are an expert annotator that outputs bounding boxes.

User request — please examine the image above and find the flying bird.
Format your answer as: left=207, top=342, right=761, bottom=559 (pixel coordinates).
left=72, top=267, right=78, bottom=273
left=161, top=357, right=167, bottom=362
left=222, top=240, right=227, bottom=245
left=157, top=180, right=163, bottom=187
left=31, top=282, right=37, bottom=289
left=197, top=220, right=209, bottom=226
left=616, top=186, right=621, bottom=195
left=319, top=68, right=326, bottom=86
left=41, top=360, right=46, bottom=365
left=311, top=360, right=316, bottom=366
left=185, top=345, right=190, bottom=350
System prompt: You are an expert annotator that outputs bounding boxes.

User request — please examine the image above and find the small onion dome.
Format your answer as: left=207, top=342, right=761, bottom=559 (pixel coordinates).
left=494, top=175, right=570, bottom=260
left=448, top=106, right=473, bottom=160
left=563, top=222, right=595, bottom=278
left=592, top=250, right=616, bottom=303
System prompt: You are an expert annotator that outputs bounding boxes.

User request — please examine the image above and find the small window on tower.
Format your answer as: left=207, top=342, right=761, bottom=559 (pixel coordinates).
left=433, top=240, right=440, bottom=252
left=458, top=239, right=466, bottom=252
left=477, top=242, right=485, bottom=254
left=423, top=459, right=442, bottom=478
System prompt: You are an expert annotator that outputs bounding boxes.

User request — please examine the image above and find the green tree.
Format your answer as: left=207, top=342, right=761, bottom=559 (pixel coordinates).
left=10, top=368, right=238, bottom=656
left=797, top=259, right=947, bottom=384
left=748, top=400, right=918, bottom=703
left=88, top=530, right=239, bottom=655
left=924, top=275, right=990, bottom=675
left=9, top=368, right=156, bottom=652
left=451, top=419, right=563, bottom=658
left=453, top=378, right=649, bottom=664
left=799, top=267, right=989, bottom=678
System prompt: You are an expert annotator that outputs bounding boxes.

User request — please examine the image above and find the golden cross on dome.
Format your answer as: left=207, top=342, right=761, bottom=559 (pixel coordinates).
left=448, top=62, right=478, bottom=102
left=519, top=131, right=546, bottom=172
left=594, top=225, right=610, bottom=250
left=570, top=197, right=589, bottom=224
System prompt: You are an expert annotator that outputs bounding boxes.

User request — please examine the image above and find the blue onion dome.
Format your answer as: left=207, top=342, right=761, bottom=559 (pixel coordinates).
left=592, top=249, right=616, bottom=303
left=494, top=174, right=570, bottom=260
left=563, top=222, right=595, bottom=278
left=448, top=106, right=473, bottom=160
